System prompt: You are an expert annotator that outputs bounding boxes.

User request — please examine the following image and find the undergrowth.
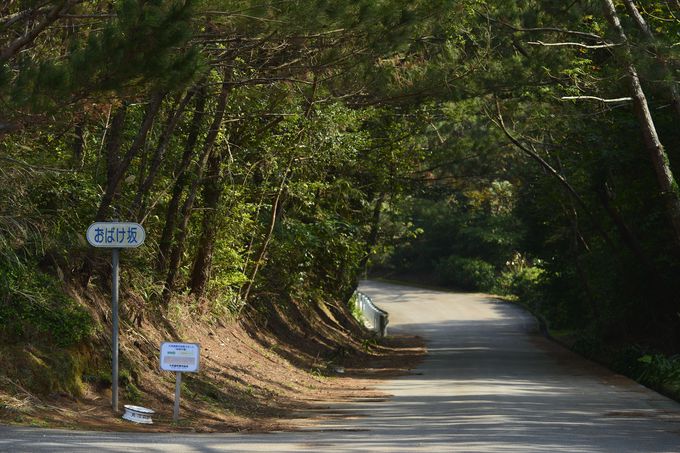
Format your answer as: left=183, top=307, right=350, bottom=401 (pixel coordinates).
left=0, top=260, right=93, bottom=347
left=555, top=330, right=680, bottom=403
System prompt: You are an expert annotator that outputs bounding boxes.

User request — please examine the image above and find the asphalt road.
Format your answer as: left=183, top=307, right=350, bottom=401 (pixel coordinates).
left=2, top=280, right=680, bottom=452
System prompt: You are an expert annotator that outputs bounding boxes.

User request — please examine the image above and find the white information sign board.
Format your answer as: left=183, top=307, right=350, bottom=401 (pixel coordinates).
left=160, top=342, right=200, bottom=373
left=86, top=222, right=145, bottom=248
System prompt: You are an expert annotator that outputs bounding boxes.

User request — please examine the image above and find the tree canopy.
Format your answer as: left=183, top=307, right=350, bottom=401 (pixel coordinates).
left=2, top=0, right=680, bottom=398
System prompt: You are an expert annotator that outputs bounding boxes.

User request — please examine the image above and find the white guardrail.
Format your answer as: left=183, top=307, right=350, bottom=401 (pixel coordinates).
left=354, top=291, right=389, bottom=337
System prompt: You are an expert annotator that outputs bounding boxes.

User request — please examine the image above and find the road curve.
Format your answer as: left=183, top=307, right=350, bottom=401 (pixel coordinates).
left=2, top=280, right=680, bottom=452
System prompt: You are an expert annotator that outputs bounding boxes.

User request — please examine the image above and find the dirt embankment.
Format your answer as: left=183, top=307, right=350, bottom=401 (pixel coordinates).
left=0, top=288, right=424, bottom=432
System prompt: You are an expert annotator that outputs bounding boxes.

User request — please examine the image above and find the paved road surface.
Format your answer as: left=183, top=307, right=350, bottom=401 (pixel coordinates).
left=2, top=280, right=680, bottom=452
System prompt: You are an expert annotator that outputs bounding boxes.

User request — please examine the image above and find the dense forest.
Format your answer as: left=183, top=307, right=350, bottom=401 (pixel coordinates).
left=2, top=0, right=680, bottom=408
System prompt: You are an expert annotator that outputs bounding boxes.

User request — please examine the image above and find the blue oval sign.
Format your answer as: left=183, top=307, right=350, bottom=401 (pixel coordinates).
left=86, top=222, right=145, bottom=248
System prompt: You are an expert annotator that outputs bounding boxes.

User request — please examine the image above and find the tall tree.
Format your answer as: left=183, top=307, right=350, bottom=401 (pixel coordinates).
left=601, top=0, right=680, bottom=247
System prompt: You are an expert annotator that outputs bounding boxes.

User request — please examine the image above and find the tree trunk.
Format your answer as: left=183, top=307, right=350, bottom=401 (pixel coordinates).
left=359, top=192, right=386, bottom=277
left=94, top=92, right=164, bottom=221
left=94, top=103, right=127, bottom=221
left=133, top=89, right=194, bottom=220
left=622, top=0, right=680, bottom=120
left=72, top=120, right=85, bottom=169
left=80, top=102, right=125, bottom=286
left=157, top=87, right=207, bottom=272
left=190, top=116, right=285, bottom=298
left=162, top=76, right=231, bottom=307
left=188, top=150, right=223, bottom=297
left=602, top=0, right=680, bottom=247
left=566, top=203, right=601, bottom=324
left=161, top=150, right=210, bottom=306
left=240, top=162, right=292, bottom=304
left=595, top=180, right=651, bottom=268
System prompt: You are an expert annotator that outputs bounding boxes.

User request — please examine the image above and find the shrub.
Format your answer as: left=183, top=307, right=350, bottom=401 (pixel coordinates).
left=435, top=255, right=496, bottom=291
left=500, top=266, right=544, bottom=304
left=0, top=261, right=93, bottom=347
left=637, top=354, right=680, bottom=391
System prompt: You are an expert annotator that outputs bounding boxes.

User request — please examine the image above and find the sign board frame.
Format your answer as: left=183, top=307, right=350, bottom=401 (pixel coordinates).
left=86, top=222, right=145, bottom=248
left=160, top=342, right=200, bottom=373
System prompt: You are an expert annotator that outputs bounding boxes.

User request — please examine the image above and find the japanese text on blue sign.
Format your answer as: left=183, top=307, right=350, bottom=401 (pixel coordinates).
left=87, top=222, right=145, bottom=248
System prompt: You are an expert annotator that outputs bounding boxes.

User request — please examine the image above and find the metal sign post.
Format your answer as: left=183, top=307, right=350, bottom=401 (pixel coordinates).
left=174, top=372, right=182, bottom=421
left=111, top=248, right=120, bottom=412
left=87, top=221, right=145, bottom=413
left=160, top=342, right=200, bottom=422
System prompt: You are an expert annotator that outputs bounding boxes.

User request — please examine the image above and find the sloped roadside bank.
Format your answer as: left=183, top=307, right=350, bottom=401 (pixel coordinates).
left=0, top=287, right=424, bottom=433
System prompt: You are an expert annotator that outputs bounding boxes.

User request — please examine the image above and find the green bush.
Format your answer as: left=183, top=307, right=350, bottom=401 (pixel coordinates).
left=0, top=261, right=93, bottom=347
left=499, top=266, right=544, bottom=303
left=348, top=293, right=365, bottom=324
left=1, top=345, right=89, bottom=396
left=637, top=354, right=680, bottom=391
left=435, top=255, right=496, bottom=291
left=594, top=345, right=680, bottom=399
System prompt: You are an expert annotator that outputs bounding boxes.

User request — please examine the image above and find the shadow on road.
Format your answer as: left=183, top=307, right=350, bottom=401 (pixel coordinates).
left=2, top=281, right=680, bottom=452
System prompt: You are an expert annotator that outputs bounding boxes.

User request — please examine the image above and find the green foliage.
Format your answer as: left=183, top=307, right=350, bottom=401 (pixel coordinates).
left=637, top=354, right=680, bottom=392
left=3, top=0, right=680, bottom=403
left=497, top=253, right=544, bottom=304
left=348, top=293, right=365, bottom=324
left=435, top=255, right=496, bottom=292
left=0, top=261, right=93, bottom=347
left=1, top=345, right=89, bottom=397
left=3, top=0, right=199, bottom=118
left=119, top=369, right=144, bottom=403
left=566, top=340, right=680, bottom=401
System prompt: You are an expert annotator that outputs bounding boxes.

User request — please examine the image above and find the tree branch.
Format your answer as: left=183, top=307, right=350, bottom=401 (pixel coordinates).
left=492, top=99, right=615, bottom=247
left=476, top=12, right=605, bottom=40
left=0, top=156, right=75, bottom=173
left=527, top=40, right=619, bottom=49
left=0, top=5, right=50, bottom=29
left=561, top=95, right=633, bottom=103
left=0, top=0, right=78, bottom=62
